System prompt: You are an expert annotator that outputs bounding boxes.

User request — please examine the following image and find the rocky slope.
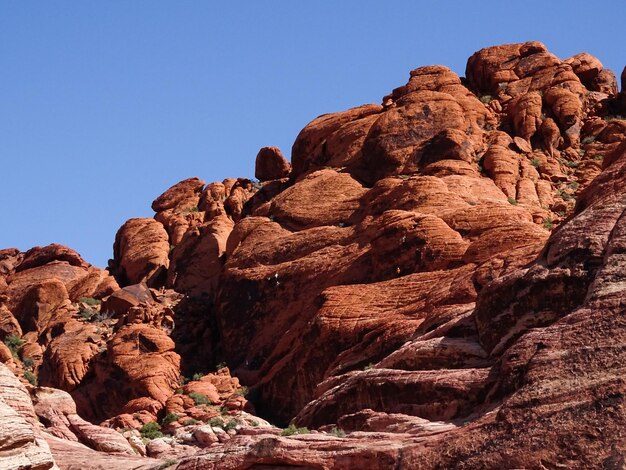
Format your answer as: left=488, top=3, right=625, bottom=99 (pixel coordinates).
left=2, top=42, right=626, bottom=469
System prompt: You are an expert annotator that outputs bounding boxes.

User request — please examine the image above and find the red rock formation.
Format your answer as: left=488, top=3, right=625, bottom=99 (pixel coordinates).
left=255, top=146, right=291, bottom=181
left=111, top=218, right=170, bottom=286
left=3, top=41, right=626, bottom=469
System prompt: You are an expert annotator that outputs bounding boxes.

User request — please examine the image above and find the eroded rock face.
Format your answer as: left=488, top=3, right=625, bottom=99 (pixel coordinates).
left=3, top=41, right=626, bottom=469
left=255, top=146, right=291, bottom=181
left=111, top=218, right=170, bottom=287
left=0, top=363, right=58, bottom=470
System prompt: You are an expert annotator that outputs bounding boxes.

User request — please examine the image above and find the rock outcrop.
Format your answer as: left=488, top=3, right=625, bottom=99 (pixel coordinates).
left=3, top=41, right=626, bottom=468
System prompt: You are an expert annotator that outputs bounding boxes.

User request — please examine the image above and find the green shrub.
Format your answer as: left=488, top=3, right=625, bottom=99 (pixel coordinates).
left=158, top=460, right=178, bottom=470
left=224, top=420, right=238, bottom=431
left=281, top=424, right=309, bottom=436
left=530, top=158, right=541, bottom=168
left=363, top=363, right=375, bottom=370
left=22, top=357, right=34, bottom=368
left=79, top=306, right=96, bottom=320
left=581, top=136, right=596, bottom=145
left=139, top=422, right=163, bottom=440
left=507, top=197, right=518, bottom=206
left=562, top=160, right=579, bottom=168
left=569, top=181, right=579, bottom=190
left=188, top=392, right=211, bottom=405
left=23, top=371, right=37, bottom=386
left=235, top=386, right=249, bottom=397
left=182, top=418, right=198, bottom=426
left=189, top=206, right=200, bottom=213
left=209, top=417, right=224, bottom=428
left=328, top=427, right=346, bottom=438
left=543, top=217, right=554, bottom=230
left=4, top=335, right=24, bottom=358
left=215, top=362, right=227, bottom=370
left=191, top=372, right=204, bottom=381
left=161, top=413, right=179, bottom=426
left=479, top=94, right=492, bottom=104
left=79, top=297, right=101, bottom=306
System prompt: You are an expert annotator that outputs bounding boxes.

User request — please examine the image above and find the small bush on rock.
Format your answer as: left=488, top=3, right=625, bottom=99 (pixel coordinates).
left=329, top=427, right=346, bottom=438
left=280, top=424, right=309, bottom=436
left=23, top=371, right=37, bottom=386
left=161, top=413, right=179, bottom=426
left=189, top=392, right=211, bottom=405
left=4, top=335, right=24, bottom=358
left=139, top=422, right=163, bottom=440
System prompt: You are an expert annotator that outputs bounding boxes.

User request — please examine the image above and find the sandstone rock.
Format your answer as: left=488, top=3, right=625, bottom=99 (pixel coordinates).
left=4, top=41, right=626, bottom=469
left=166, top=215, right=234, bottom=296
left=71, top=324, right=180, bottom=422
left=544, top=87, right=582, bottom=129
left=193, top=425, right=219, bottom=447
left=0, top=363, right=59, bottom=470
left=100, top=283, right=154, bottom=318
left=38, top=320, right=102, bottom=391
left=16, top=244, right=88, bottom=273
left=270, top=169, right=366, bottom=230
left=31, top=386, right=135, bottom=455
left=255, top=147, right=291, bottom=181
left=146, top=436, right=197, bottom=459
left=508, top=91, right=542, bottom=141
left=111, top=218, right=170, bottom=287
left=151, top=177, right=206, bottom=212
left=291, top=104, right=383, bottom=176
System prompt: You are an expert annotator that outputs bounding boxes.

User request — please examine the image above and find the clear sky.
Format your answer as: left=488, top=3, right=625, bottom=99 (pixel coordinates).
left=1, top=1, right=624, bottom=267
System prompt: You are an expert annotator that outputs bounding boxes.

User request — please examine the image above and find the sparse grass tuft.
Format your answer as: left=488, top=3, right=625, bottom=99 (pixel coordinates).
left=507, top=197, right=518, bottom=206
left=161, top=413, right=180, bottom=426
left=79, top=297, right=101, bottom=306
left=158, top=460, right=178, bottom=470
left=235, top=386, right=249, bottom=397
left=329, top=427, right=346, bottom=438
left=23, top=371, right=37, bottom=386
left=79, top=306, right=97, bottom=320
left=224, top=420, right=238, bottom=431
left=209, top=417, right=224, bottom=428
left=281, top=424, right=309, bottom=436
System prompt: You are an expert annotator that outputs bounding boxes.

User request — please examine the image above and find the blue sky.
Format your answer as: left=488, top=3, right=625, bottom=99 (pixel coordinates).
left=1, top=1, right=624, bottom=267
